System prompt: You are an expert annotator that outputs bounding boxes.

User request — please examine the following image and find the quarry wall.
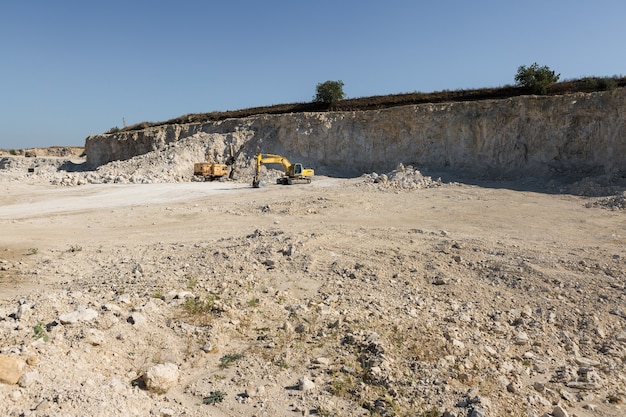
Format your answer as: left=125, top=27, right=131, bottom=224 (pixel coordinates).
left=85, top=88, right=626, bottom=179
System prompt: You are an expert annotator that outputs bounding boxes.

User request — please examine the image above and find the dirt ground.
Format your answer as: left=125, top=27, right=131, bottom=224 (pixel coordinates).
left=1, top=175, right=625, bottom=417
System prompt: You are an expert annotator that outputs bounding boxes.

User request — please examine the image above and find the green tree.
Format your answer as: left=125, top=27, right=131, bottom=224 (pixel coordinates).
left=314, top=80, right=345, bottom=106
left=514, top=63, right=560, bottom=94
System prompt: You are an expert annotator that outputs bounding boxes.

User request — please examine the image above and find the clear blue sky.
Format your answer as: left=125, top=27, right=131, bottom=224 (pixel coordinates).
left=1, top=0, right=624, bottom=149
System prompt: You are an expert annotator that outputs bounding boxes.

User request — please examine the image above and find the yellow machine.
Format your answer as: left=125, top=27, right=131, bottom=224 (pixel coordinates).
left=194, top=145, right=245, bottom=181
left=193, top=162, right=228, bottom=180
left=252, top=153, right=314, bottom=188
left=193, top=154, right=229, bottom=181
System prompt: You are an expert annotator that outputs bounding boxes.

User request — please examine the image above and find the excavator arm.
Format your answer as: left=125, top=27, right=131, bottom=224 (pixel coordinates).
left=253, top=154, right=291, bottom=187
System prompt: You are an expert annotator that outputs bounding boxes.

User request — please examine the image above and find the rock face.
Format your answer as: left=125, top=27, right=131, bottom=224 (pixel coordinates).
left=85, top=88, right=626, bottom=179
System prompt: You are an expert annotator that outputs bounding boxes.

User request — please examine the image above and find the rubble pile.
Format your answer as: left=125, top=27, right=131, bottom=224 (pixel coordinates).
left=586, top=191, right=626, bottom=210
left=360, top=164, right=444, bottom=190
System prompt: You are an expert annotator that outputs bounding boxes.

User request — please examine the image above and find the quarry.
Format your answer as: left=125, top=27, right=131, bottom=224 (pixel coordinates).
left=0, top=87, right=625, bottom=417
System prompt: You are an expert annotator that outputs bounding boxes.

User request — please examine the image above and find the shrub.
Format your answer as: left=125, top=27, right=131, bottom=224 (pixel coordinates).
left=219, top=353, right=243, bottom=368
left=515, top=63, right=560, bottom=94
left=596, top=76, right=618, bottom=90
left=203, top=390, right=226, bottom=405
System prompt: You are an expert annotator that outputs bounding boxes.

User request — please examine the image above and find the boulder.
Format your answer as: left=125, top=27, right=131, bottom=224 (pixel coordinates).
left=0, top=355, right=26, bottom=385
left=143, top=363, right=179, bottom=393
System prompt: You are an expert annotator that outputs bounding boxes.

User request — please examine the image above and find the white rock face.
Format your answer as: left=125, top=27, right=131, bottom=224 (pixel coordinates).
left=85, top=89, right=626, bottom=179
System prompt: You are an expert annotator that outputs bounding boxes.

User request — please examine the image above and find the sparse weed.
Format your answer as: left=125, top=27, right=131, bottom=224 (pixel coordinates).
left=329, top=373, right=356, bottom=397
left=420, top=407, right=442, bottom=417
left=68, top=244, right=83, bottom=252
left=315, top=406, right=337, bottom=417
left=247, top=297, right=260, bottom=307
left=274, top=358, right=290, bottom=369
left=33, top=322, right=49, bottom=342
left=219, top=353, right=243, bottom=369
left=186, top=275, right=198, bottom=289
left=27, top=247, right=39, bottom=255
left=203, top=390, right=226, bottom=405
left=183, top=295, right=215, bottom=314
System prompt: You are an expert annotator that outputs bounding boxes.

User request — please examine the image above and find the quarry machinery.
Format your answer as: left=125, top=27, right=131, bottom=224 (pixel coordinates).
left=193, top=156, right=229, bottom=181
left=193, top=144, right=244, bottom=181
left=252, top=153, right=314, bottom=188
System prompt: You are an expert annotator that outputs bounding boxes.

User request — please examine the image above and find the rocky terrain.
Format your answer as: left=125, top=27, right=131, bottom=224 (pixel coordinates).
left=1, top=86, right=625, bottom=417
left=1, top=147, right=625, bottom=417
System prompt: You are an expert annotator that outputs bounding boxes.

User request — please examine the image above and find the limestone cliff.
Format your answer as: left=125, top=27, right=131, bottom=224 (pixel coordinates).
left=85, top=88, right=626, bottom=179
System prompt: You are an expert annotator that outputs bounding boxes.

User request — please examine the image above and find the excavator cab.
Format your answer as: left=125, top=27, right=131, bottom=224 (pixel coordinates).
left=292, top=163, right=303, bottom=176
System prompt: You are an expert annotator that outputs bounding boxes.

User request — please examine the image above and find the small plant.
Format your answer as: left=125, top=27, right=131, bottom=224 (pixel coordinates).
left=420, top=407, right=442, bottom=417
left=33, top=322, right=49, bottom=342
left=9, top=149, right=17, bottom=155
left=27, top=247, right=39, bottom=255
left=68, top=244, right=82, bottom=252
left=219, top=353, right=243, bottom=369
left=150, top=290, right=163, bottom=299
left=247, top=297, right=260, bottom=308
left=274, top=358, right=290, bottom=369
left=106, top=126, right=120, bottom=134
left=329, top=373, right=355, bottom=397
left=183, top=295, right=215, bottom=314
left=203, top=390, right=226, bottom=405
left=186, top=275, right=198, bottom=289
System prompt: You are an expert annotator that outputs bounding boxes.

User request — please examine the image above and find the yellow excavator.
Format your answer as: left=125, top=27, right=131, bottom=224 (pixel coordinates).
left=252, top=153, right=314, bottom=188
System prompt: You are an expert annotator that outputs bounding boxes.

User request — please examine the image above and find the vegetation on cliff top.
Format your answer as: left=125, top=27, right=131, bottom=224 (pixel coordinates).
left=116, top=75, right=625, bottom=134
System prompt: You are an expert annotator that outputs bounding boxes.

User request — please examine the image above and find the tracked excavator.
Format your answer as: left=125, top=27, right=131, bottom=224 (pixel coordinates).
left=252, top=153, right=314, bottom=188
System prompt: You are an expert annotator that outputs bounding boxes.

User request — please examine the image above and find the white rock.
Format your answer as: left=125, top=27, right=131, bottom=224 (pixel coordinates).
left=128, top=312, right=147, bottom=326
left=514, top=331, right=529, bottom=345
left=103, top=303, right=122, bottom=314
left=451, top=339, right=465, bottom=349
left=18, top=371, right=39, bottom=388
left=143, top=363, right=179, bottom=393
left=0, top=355, right=26, bottom=385
left=16, top=303, right=31, bottom=320
left=84, top=328, right=105, bottom=345
left=59, top=306, right=98, bottom=324
left=313, top=357, right=330, bottom=366
left=245, top=385, right=266, bottom=398
left=298, top=376, right=315, bottom=392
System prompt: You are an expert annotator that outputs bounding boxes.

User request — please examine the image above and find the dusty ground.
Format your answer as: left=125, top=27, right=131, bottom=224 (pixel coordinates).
left=0, top=161, right=625, bottom=417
